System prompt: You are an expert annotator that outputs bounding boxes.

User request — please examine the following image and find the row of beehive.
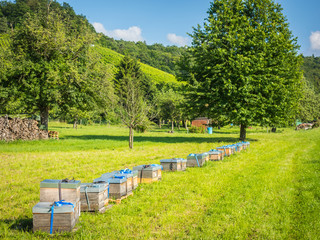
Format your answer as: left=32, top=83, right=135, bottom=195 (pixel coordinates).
left=32, top=141, right=250, bottom=234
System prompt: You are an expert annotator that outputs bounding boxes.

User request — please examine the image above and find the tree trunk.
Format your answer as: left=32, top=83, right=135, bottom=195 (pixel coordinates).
left=159, top=118, right=162, bottom=128
left=271, top=127, right=276, bottom=133
left=129, top=126, right=134, bottom=149
left=73, top=118, right=77, bottom=129
left=171, top=120, right=174, bottom=132
left=240, top=124, right=247, bottom=141
left=178, top=121, right=180, bottom=130
left=40, top=107, right=49, bottom=131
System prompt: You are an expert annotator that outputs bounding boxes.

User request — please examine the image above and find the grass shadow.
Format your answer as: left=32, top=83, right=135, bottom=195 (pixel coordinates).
left=1, top=218, right=33, bottom=232
left=64, top=134, right=257, bottom=144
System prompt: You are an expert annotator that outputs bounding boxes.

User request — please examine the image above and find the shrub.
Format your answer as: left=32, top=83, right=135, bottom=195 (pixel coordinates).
left=189, top=126, right=205, bottom=133
left=312, top=119, right=320, bottom=129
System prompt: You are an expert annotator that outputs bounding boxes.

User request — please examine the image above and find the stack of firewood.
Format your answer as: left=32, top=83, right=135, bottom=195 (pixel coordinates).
left=0, top=116, right=48, bottom=141
left=296, top=123, right=313, bottom=130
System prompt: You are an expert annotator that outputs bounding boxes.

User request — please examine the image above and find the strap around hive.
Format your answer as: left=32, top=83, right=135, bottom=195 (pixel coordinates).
left=50, top=200, right=74, bottom=234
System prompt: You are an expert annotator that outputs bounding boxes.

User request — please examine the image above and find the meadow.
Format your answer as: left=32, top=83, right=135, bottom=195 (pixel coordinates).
left=0, top=123, right=319, bottom=239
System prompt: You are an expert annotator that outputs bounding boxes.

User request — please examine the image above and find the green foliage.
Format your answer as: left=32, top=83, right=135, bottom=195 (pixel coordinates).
left=156, top=89, right=185, bottom=125
left=188, top=126, right=205, bottom=133
left=298, top=78, right=320, bottom=122
left=114, top=55, right=151, bottom=148
left=312, top=119, right=320, bottom=129
left=180, top=0, right=303, bottom=139
left=302, top=56, right=320, bottom=94
left=2, top=2, right=111, bottom=130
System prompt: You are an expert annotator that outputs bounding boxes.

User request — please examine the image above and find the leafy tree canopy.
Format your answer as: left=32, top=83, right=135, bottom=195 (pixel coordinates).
left=179, top=0, right=303, bottom=140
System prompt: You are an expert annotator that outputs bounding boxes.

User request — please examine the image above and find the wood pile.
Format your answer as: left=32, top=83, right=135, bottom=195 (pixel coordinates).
left=0, top=116, right=48, bottom=141
left=296, top=123, right=313, bottom=130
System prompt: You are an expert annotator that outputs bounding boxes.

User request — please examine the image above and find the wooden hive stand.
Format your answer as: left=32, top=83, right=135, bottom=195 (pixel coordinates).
left=108, top=192, right=134, bottom=205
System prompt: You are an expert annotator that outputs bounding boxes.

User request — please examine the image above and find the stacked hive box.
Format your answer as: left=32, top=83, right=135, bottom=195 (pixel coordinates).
left=33, top=179, right=81, bottom=234
left=133, top=165, right=162, bottom=183
left=208, top=150, right=224, bottom=161
left=241, top=141, right=250, bottom=150
left=80, top=182, right=109, bottom=212
left=94, top=173, right=128, bottom=199
left=32, top=202, right=78, bottom=233
left=186, top=153, right=208, bottom=167
left=217, top=146, right=233, bottom=156
left=236, top=143, right=243, bottom=152
left=108, top=176, right=127, bottom=199
left=114, top=169, right=134, bottom=195
left=160, top=158, right=187, bottom=171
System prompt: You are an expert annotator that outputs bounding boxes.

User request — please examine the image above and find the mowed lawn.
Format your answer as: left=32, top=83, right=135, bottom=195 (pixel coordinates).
left=0, top=123, right=320, bottom=239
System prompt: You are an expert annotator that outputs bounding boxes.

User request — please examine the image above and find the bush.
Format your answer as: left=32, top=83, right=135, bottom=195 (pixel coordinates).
left=312, top=119, right=320, bottom=129
left=189, top=126, right=205, bottom=133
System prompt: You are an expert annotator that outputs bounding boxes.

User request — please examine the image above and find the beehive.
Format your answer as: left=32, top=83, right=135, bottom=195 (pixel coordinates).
left=186, top=153, right=207, bottom=167
left=235, top=143, right=243, bottom=152
left=208, top=150, right=223, bottom=161
left=132, top=165, right=162, bottom=183
left=114, top=171, right=133, bottom=195
left=33, top=201, right=80, bottom=234
left=80, top=183, right=109, bottom=212
left=241, top=141, right=250, bottom=150
left=217, top=146, right=234, bottom=156
left=40, top=179, right=81, bottom=203
left=160, top=158, right=187, bottom=171
left=108, top=176, right=127, bottom=199
left=93, top=173, right=127, bottom=200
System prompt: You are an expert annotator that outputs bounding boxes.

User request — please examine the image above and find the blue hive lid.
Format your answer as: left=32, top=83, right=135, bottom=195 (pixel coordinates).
left=114, top=173, right=133, bottom=179
left=108, top=176, right=127, bottom=184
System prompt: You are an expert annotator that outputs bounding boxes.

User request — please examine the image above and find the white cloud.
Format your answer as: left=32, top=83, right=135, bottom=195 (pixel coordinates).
left=93, top=22, right=144, bottom=42
left=92, top=22, right=107, bottom=35
left=167, top=33, right=190, bottom=47
left=310, top=31, right=320, bottom=50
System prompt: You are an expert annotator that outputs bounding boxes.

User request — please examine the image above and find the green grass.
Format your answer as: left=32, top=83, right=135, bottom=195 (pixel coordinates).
left=0, top=123, right=320, bottom=239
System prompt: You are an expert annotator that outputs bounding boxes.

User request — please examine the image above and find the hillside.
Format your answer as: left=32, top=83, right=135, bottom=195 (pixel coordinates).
left=94, top=45, right=180, bottom=87
left=97, top=35, right=186, bottom=76
left=302, top=56, right=320, bottom=93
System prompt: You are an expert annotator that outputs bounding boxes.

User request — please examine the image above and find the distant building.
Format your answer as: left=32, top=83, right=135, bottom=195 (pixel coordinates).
left=191, top=117, right=210, bottom=128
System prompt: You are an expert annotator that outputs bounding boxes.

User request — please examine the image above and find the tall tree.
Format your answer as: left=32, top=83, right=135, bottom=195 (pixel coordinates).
left=114, top=55, right=150, bottom=149
left=156, top=89, right=184, bottom=132
left=179, top=0, right=302, bottom=140
left=7, top=2, right=98, bottom=130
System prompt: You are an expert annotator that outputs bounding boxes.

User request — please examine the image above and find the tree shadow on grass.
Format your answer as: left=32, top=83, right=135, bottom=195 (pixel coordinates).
left=64, top=134, right=258, bottom=144
left=1, top=218, right=33, bottom=232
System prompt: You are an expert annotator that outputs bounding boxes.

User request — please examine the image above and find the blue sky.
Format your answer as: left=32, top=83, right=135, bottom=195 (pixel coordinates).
left=57, top=0, right=320, bottom=56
